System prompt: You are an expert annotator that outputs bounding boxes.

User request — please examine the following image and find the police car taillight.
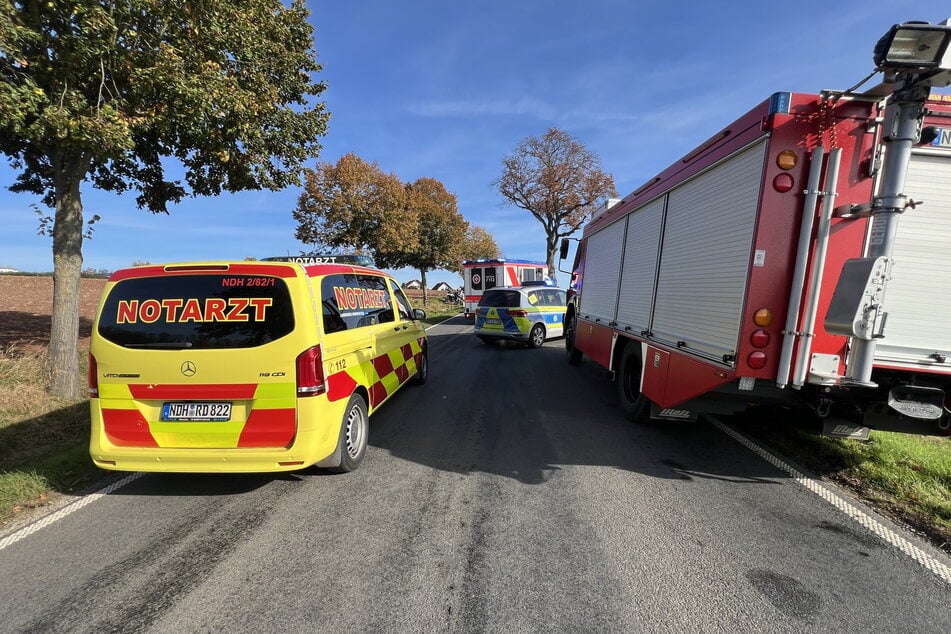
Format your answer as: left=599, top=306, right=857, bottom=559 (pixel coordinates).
left=88, top=353, right=99, bottom=398
left=509, top=309, right=528, bottom=318
left=296, top=346, right=326, bottom=397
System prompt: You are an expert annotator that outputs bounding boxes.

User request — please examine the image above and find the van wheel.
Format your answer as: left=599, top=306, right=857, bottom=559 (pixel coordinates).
left=528, top=324, right=546, bottom=348
left=565, top=315, right=582, bottom=365
left=329, top=394, right=368, bottom=473
left=617, top=344, right=650, bottom=423
left=411, top=349, right=429, bottom=385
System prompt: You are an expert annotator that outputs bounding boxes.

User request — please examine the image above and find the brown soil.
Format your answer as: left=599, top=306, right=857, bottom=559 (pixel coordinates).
left=0, top=275, right=107, bottom=353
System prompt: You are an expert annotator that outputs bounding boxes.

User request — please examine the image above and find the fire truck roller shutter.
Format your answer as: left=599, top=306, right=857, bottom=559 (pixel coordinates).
left=582, top=218, right=625, bottom=323
left=650, top=139, right=767, bottom=361
left=873, top=151, right=951, bottom=371
left=616, top=197, right=665, bottom=334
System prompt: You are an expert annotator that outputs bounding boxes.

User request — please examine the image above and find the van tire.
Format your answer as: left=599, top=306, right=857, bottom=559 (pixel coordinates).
left=528, top=324, right=546, bottom=348
left=411, top=349, right=429, bottom=385
left=617, top=344, right=650, bottom=423
left=329, top=394, right=369, bottom=473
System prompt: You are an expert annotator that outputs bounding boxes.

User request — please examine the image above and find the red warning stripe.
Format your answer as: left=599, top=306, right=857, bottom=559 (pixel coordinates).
left=128, top=384, right=257, bottom=400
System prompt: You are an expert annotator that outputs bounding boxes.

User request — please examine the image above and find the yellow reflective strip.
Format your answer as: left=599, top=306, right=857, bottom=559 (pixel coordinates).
left=253, top=382, right=296, bottom=399
left=98, top=383, right=134, bottom=399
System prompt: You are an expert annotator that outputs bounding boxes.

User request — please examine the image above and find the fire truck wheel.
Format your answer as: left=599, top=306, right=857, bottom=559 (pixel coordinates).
left=617, top=344, right=650, bottom=423
left=565, top=315, right=582, bottom=365
left=411, top=348, right=429, bottom=385
left=329, top=393, right=369, bottom=473
left=528, top=324, right=546, bottom=348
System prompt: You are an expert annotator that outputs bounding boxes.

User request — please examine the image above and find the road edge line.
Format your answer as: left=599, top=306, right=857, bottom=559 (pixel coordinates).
left=710, top=417, right=951, bottom=586
left=0, top=472, right=143, bottom=552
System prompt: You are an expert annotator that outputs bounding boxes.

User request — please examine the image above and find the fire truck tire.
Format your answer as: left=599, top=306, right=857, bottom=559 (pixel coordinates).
left=411, top=348, right=429, bottom=385
left=328, top=393, right=368, bottom=473
left=617, top=344, right=650, bottom=423
left=528, top=324, right=546, bottom=348
left=565, top=315, right=582, bottom=365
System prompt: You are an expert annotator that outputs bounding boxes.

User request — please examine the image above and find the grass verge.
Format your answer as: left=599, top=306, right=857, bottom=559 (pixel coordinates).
left=731, top=411, right=951, bottom=553
left=0, top=347, right=103, bottom=525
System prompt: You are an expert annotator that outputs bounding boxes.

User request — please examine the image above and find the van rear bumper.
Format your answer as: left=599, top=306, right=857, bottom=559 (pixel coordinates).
left=89, top=402, right=340, bottom=473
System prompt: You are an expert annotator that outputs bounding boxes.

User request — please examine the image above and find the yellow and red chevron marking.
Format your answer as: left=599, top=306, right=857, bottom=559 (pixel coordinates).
left=326, top=337, right=424, bottom=409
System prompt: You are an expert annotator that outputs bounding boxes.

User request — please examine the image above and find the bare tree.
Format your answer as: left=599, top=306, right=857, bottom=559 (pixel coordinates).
left=494, top=128, right=616, bottom=276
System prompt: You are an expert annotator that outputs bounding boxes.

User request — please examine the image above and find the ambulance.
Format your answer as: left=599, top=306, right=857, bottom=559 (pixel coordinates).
left=88, top=259, right=428, bottom=473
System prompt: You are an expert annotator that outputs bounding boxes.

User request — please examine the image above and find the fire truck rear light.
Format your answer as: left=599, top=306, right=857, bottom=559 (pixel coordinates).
left=88, top=353, right=99, bottom=398
left=296, top=346, right=326, bottom=397
left=747, top=351, right=768, bottom=369
left=773, top=173, right=794, bottom=193
left=750, top=329, right=770, bottom=348
left=777, top=150, right=797, bottom=170
left=753, top=309, right=773, bottom=327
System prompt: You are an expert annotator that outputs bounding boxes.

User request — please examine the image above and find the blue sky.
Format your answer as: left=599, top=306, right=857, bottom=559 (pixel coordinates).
left=2, top=1, right=949, bottom=286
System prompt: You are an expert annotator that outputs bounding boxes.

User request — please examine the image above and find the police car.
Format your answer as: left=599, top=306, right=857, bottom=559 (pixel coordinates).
left=474, top=286, right=567, bottom=348
left=88, top=259, right=428, bottom=474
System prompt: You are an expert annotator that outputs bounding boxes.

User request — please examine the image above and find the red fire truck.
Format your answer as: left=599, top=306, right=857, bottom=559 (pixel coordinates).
left=561, top=85, right=951, bottom=437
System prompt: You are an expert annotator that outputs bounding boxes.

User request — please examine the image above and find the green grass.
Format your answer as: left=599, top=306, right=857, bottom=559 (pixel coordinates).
left=0, top=348, right=102, bottom=524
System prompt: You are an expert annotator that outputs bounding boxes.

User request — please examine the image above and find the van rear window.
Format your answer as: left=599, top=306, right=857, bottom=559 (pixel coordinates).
left=97, top=274, right=295, bottom=349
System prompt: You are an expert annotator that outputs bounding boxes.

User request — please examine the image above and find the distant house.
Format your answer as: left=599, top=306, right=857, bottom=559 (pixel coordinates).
left=431, top=281, right=452, bottom=292
left=402, top=279, right=422, bottom=289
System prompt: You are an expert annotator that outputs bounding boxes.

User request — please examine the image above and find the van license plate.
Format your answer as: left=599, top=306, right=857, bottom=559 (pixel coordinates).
left=161, top=402, right=232, bottom=421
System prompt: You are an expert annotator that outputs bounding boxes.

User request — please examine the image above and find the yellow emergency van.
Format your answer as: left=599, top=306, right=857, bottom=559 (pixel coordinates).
left=88, top=260, right=428, bottom=473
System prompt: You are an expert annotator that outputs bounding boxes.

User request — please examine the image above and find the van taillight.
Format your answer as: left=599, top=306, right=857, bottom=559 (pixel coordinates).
left=88, top=353, right=99, bottom=398
left=296, top=346, right=325, bottom=397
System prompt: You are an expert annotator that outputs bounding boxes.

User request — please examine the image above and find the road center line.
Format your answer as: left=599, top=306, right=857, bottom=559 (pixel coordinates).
left=0, top=472, right=143, bottom=552
left=711, top=417, right=951, bottom=586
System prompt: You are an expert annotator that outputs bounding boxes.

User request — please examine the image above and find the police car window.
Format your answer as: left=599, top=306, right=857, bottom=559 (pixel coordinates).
left=389, top=280, right=414, bottom=320
left=321, top=274, right=394, bottom=332
left=97, top=274, right=295, bottom=349
left=479, top=290, right=521, bottom=308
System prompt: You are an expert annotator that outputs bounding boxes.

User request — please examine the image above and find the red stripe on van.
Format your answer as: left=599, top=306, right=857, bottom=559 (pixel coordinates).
left=237, top=409, right=296, bottom=447
left=108, top=264, right=298, bottom=281
left=327, top=370, right=358, bottom=402
left=128, top=384, right=257, bottom=400
left=102, top=409, right=159, bottom=447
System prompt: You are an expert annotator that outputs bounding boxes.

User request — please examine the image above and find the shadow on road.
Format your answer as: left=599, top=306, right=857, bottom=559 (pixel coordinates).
left=368, top=330, right=787, bottom=486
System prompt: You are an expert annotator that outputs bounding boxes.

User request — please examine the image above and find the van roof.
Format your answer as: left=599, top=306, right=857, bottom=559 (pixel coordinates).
left=107, top=261, right=387, bottom=282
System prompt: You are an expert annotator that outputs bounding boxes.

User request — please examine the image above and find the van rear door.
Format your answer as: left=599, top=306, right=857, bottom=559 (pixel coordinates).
left=92, top=264, right=307, bottom=449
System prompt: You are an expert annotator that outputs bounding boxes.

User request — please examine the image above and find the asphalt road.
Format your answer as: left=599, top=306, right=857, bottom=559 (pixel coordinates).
left=1, top=316, right=949, bottom=632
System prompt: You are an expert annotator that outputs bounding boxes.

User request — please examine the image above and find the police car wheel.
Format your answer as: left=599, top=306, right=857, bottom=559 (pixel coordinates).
left=528, top=324, right=545, bottom=348
left=330, top=394, right=368, bottom=473
left=412, top=349, right=429, bottom=385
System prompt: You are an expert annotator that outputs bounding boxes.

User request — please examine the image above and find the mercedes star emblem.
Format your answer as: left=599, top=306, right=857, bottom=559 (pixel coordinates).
left=181, top=361, right=197, bottom=377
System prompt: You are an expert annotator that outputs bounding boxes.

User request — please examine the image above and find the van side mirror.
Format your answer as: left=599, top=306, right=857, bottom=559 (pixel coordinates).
left=413, top=308, right=427, bottom=320
left=559, top=238, right=570, bottom=261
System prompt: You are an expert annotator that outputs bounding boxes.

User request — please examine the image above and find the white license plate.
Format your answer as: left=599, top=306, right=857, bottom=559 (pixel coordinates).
left=161, top=402, right=232, bottom=421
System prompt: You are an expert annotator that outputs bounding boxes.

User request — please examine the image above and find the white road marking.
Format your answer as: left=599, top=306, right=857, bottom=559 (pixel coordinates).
left=0, top=472, right=143, bottom=552
left=712, top=418, right=951, bottom=586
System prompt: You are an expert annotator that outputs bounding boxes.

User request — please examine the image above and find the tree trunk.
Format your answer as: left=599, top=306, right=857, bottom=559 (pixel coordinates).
left=419, top=269, right=429, bottom=307
left=47, top=157, right=87, bottom=399
left=546, top=232, right=558, bottom=283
